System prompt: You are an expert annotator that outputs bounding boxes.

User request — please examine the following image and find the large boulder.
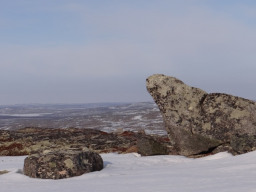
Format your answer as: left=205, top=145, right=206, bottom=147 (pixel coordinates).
left=23, top=149, right=103, bottom=179
left=146, top=74, right=256, bottom=156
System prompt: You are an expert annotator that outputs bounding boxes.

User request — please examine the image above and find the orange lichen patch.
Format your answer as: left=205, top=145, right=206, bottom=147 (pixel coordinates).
left=115, top=147, right=129, bottom=153
left=97, top=149, right=111, bottom=153
left=120, top=131, right=135, bottom=137
left=0, top=142, right=28, bottom=156
left=125, top=145, right=138, bottom=153
left=100, top=147, right=128, bottom=154
left=59, top=170, right=67, bottom=176
left=158, top=137, right=170, bottom=142
left=0, top=142, right=23, bottom=151
left=99, top=131, right=109, bottom=135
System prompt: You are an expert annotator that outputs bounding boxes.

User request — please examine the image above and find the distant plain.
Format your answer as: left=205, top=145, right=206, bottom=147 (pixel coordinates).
left=0, top=102, right=166, bottom=135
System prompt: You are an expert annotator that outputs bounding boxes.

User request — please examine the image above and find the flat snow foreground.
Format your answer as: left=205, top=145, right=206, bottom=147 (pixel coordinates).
left=1, top=152, right=256, bottom=192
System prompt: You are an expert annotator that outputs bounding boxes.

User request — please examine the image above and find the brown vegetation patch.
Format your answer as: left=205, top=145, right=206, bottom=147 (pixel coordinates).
left=120, top=131, right=136, bottom=137
left=125, top=145, right=138, bottom=153
left=0, top=170, right=9, bottom=175
left=0, top=127, right=172, bottom=156
left=0, top=142, right=28, bottom=156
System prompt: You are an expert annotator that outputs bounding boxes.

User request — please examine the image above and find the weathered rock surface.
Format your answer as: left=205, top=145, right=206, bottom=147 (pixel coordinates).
left=24, top=149, right=103, bottom=179
left=0, top=127, right=171, bottom=156
left=147, top=74, right=256, bottom=156
left=137, top=136, right=169, bottom=156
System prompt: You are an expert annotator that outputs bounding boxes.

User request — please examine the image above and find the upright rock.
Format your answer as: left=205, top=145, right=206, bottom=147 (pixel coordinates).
left=146, top=74, right=256, bottom=156
left=23, top=149, right=103, bottom=179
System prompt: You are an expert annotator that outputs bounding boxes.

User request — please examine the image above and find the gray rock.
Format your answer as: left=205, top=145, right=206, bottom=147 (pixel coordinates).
left=23, top=149, right=103, bottom=179
left=146, top=74, right=256, bottom=156
left=137, top=136, right=168, bottom=156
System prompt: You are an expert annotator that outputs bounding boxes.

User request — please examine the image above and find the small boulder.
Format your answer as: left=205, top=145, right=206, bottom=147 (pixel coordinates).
left=137, top=137, right=168, bottom=156
left=23, top=149, right=103, bottom=179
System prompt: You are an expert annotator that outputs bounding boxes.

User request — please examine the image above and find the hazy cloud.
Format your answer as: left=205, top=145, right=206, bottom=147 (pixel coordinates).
left=0, top=1, right=256, bottom=104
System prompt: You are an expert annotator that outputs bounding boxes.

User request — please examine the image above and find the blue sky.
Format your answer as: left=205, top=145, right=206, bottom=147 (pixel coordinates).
left=0, top=0, right=256, bottom=104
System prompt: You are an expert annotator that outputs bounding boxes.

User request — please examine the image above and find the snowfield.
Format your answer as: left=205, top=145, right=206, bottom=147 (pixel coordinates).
left=1, top=151, right=256, bottom=192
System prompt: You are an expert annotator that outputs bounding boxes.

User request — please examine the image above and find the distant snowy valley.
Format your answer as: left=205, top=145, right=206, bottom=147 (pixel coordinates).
left=0, top=102, right=166, bottom=135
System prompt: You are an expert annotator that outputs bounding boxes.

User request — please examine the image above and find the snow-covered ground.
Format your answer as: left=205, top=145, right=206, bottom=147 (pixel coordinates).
left=1, top=151, right=256, bottom=192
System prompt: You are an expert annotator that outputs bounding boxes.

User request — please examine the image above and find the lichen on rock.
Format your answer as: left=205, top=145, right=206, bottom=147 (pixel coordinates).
left=23, top=149, right=103, bottom=179
left=146, top=74, right=256, bottom=156
left=137, top=136, right=168, bottom=156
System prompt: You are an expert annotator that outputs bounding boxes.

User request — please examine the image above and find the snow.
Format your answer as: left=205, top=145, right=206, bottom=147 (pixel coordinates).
left=0, top=113, right=52, bottom=117
left=1, top=151, right=256, bottom=192
left=132, top=115, right=143, bottom=120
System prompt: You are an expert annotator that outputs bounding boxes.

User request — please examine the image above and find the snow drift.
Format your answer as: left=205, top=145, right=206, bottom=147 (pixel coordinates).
left=1, top=151, right=256, bottom=192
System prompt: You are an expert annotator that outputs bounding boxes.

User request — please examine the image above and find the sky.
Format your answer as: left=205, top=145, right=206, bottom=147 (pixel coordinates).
left=0, top=0, right=256, bottom=105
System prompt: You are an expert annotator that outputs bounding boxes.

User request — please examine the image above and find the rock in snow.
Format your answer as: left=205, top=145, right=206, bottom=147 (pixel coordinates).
left=146, top=74, right=256, bottom=156
left=137, top=136, right=168, bottom=156
left=23, top=149, right=103, bottom=179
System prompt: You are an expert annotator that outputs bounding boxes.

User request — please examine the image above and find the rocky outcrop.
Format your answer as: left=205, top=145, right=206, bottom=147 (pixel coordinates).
left=23, top=149, right=103, bottom=179
left=0, top=127, right=171, bottom=156
left=147, top=74, right=256, bottom=156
